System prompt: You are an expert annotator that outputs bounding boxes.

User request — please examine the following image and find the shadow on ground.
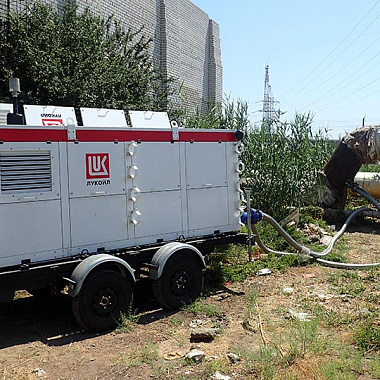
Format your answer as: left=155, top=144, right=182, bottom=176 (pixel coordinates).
left=0, top=279, right=173, bottom=350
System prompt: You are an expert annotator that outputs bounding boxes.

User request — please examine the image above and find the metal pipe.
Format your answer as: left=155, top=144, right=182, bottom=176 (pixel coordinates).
left=261, top=213, right=306, bottom=252
left=246, top=188, right=252, bottom=261
left=252, top=207, right=380, bottom=269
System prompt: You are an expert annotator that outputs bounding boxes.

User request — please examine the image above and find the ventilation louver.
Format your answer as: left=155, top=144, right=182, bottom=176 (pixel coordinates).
left=0, top=151, right=52, bottom=193
left=0, top=110, right=8, bottom=125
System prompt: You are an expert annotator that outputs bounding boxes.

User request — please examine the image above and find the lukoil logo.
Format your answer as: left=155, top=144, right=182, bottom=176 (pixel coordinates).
left=42, top=118, right=64, bottom=126
left=86, top=153, right=110, bottom=179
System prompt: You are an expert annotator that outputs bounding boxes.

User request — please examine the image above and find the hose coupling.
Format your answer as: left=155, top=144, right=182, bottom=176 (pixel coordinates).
left=241, top=209, right=263, bottom=225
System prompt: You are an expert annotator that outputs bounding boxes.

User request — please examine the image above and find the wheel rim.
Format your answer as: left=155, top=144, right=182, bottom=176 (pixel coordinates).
left=169, top=269, right=192, bottom=297
left=91, top=286, right=119, bottom=317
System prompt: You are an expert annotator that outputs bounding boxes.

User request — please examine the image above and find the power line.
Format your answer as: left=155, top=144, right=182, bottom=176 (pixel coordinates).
left=283, top=11, right=380, bottom=105
left=316, top=74, right=380, bottom=113
left=315, top=118, right=378, bottom=123
left=298, top=34, right=380, bottom=108
left=280, top=0, right=380, bottom=101
left=301, top=50, right=380, bottom=110
left=320, top=2, right=359, bottom=44
left=316, top=84, right=380, bottom=116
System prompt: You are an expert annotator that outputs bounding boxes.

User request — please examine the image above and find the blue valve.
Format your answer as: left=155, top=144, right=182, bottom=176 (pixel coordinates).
left=241, top=209, right=263, bottom=225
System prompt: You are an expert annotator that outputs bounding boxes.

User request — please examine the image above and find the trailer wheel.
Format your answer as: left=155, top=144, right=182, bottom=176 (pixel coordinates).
left=153, top=253, right=203, bottom=309
left=72, top=269, right=132, bottom=332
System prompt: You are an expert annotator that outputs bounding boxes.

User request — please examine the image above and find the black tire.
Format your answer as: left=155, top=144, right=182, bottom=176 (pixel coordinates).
left=153, top=253, right=203, bottom=310
left=72, top=269, right=133, bottom=332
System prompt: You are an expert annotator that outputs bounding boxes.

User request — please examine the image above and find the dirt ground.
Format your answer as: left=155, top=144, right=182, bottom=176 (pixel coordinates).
left=1, top=221, right=380, bottom=380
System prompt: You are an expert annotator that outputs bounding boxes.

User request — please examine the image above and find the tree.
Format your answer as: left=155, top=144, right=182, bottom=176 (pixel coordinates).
left=0, top=2, right=172, bottom=112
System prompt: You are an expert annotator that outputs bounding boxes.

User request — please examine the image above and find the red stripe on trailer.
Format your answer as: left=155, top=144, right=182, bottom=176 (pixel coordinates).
left=77, top=129, right=236, bottom=142
left=0, top=128, right=237, bottom=143
left=179, top=131, right=236, bottom=142
left=0, top=128, right=68, bottom=142
left=76, top=129, right=173, bottom=142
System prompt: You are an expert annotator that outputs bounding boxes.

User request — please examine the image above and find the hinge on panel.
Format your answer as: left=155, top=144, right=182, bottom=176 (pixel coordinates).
left=66, top=118, right=76, bottom=140
left=171, top=120, right=179, bottom=141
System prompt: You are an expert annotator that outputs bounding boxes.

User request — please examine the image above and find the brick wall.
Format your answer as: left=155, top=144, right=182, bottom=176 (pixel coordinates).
left=0, top=1, right=6, bottom=21
left=1, top=0, right=223, bottom=114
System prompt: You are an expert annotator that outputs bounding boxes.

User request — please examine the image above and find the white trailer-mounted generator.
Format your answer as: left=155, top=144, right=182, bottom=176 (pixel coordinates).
left=0, top=106, right=246, bottom=331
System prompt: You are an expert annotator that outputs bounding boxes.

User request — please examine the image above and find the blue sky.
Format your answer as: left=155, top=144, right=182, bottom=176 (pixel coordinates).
left=191, top=0, right=380, bottom=138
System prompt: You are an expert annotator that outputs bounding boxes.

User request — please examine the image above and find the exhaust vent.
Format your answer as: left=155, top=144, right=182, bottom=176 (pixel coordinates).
left=0, top=151, right=52, bottom=193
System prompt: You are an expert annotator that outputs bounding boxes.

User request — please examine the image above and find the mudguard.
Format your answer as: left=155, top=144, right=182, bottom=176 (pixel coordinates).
left=149, top=242, right=205, bottom=280
left=67, top=254, right=136, bottom=297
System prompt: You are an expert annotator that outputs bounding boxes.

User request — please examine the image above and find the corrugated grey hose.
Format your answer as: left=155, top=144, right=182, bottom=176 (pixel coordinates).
left=252, top=208, right=380, bottom=269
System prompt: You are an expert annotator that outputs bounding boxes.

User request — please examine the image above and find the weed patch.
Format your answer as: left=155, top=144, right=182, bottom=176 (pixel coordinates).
left=354, top=321, right=380, bottom=353
left=181, top=299, right=222, bottom=317
left=328, top=272, right=366, bottom=297
left=118, top=343, right=159, bottom=368
left=115, top=309, right=140, bottom=333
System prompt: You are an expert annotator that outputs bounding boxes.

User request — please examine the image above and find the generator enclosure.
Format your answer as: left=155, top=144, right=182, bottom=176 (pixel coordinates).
left=0, top=115, right=243, bottom=269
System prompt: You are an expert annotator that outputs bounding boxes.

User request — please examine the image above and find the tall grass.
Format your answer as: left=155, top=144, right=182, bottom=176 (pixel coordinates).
left=242, top=112, right=335, bottom=219
left=181, top=97, right=250, bottom=130
left=180, top=100, right=335, bottom=220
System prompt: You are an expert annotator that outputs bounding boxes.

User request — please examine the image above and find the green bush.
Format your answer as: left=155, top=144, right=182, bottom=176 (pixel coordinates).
left=0, top=2, right=173, bottom=112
